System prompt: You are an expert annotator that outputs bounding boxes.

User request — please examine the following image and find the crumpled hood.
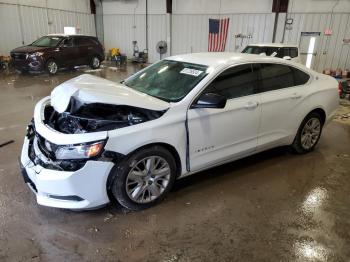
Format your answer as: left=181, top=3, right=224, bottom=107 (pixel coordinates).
left=51, top=74, right=170, bottom=113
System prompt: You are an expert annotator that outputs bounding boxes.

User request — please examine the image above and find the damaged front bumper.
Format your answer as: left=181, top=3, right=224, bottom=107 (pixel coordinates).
left=19, top=97, right=115, bottom=209
left=20, top=135, right=114, bottom=209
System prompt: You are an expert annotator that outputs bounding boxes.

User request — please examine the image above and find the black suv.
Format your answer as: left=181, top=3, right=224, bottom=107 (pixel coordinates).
left=10, top=34, right=105, bottom=74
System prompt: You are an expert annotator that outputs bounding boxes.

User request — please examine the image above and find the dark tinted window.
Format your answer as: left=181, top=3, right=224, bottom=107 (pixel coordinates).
left=276, top=48, right=298, bottom=58
left=242, top=46, right=279, bottom=56
left=204, top=64, right=258, bottom=99
left=290, top=48, right=298, bottom=58
left=291, top=67, right=310, bottom=85
left=62, top=38, right=73, bottom=47
left=75, top=37, right=92, bottom=46
left=89, top=38, right=100, bottom=45
left=265, top=47, right=280, bottom=56
left=275, top=48, right=288, bottom=58
left=259, top=63, right=294, bottom=92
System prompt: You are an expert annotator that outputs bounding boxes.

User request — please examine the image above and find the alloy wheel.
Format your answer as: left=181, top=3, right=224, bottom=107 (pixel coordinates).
left=48, top=61, right=58, bottom=74
left=301, top=117, right=321, bottom=150
left=92, top=57, right=100, bottom=68
left=126, top=156, right=171, bottom=203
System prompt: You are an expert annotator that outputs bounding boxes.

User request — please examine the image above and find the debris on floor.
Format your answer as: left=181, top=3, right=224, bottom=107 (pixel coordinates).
left=84, top=69, right=103, bottom=73
left=334, top=99, right=350, bottom=125
left=108, top=67, right=119, bottom=71
left=103, top=213, right=114, bottom=222
left=0, top=140, right=14, bottom=148
left=88, top=226, right=100, bottom=233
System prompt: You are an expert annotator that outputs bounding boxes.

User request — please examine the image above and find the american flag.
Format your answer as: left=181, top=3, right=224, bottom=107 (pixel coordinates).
left=208, top=18, right=230, bottom=52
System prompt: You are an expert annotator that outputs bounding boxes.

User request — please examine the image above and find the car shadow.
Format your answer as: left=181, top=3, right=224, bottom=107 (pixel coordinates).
left=172, top=146, right=291, bottom=192
left=47, top=146, right=294, bottom=216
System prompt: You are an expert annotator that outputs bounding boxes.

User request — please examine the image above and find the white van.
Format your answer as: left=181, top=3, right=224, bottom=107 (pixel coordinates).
left=242, top=43, right=301, bottom=63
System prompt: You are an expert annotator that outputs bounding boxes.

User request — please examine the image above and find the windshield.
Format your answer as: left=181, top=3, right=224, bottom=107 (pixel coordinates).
left=30, top=36, right=63, bottom=47
left=124, top=60, right=209, bottom=102
left=242, top=46, right=280, bottom=56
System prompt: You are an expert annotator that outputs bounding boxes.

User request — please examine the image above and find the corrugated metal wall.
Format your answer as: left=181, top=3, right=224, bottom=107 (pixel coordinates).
left=103, top=12, right=274, bottom=63
left=103, top=14, right=168, bottom=63
left=101, top=1, right=350, bottom=71
left=283, top=12, right=350, bottom=72
left=0, top=2, right=95, bottom=55
left=171, top=13, right=275, bottom=55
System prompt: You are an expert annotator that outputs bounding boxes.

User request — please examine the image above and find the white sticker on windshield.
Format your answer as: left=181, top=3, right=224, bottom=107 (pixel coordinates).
left=180, top=68, right=203, bottom=76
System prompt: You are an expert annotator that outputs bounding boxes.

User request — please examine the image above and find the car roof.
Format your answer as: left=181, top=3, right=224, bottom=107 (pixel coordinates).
left=247, top=43, right=298, bottom=48
left=46, top=34, right=94, bottom=38
left=166, top=52, right=295, bottom=68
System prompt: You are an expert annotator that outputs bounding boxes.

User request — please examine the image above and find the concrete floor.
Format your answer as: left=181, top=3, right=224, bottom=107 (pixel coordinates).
left=0, top=64, right=350, bottom=262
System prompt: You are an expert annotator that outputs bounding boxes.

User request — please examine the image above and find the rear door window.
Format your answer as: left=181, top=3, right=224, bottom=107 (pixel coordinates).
left=258, top=63, right=295, bottom=92
left=290, top=67, right=310, bottom=85
left=269, top=47, right=281, bottom=57
left=62, top=38, right=74, bottom=47
left=75, top=37, right=91, bottom=46
left=289, top=48, right=298, bottom=58
left=275, top=48, right=287, bottom=58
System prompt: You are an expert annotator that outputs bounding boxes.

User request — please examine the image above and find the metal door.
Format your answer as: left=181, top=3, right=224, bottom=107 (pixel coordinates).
left=299, top=32, right=321, bottom=69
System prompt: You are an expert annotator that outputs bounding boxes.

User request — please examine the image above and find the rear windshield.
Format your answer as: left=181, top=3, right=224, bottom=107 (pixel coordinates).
left=30, top=36, right=64, bottom=47
left=124, top=60, right=209, bottom=102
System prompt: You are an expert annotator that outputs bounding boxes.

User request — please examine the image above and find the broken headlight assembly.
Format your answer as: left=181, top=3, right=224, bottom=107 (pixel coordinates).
left=55, top=141, right=105, bottom=160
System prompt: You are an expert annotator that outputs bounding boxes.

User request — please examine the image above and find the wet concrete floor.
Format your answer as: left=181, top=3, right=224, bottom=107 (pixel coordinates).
left=0, top=64, right=350, bottom=262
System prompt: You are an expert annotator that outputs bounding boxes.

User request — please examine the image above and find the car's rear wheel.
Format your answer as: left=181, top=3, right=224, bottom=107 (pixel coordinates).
left=90, top=56, right=100, bottom=69
left=109, top=146, right=176, bottom=211
left=46, top=59, right=58, bottom=75
left=292, top=112, right=323, bottom=154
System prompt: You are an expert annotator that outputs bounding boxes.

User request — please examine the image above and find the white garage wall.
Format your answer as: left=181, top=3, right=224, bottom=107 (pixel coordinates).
left=103, top=0, right=168, bottom=63
left=281, top=12, right=350, bottom=72
left=172, top=13, right=275, bottom=55
left=0, top=0, right=95, bottom=55
left=101, top=0, right=350, bottom=71
left=102, top=0, right=274, bottom=62
left=165, top=0, right=275, bottom=55
left=271, top=0, right=350, bottom=72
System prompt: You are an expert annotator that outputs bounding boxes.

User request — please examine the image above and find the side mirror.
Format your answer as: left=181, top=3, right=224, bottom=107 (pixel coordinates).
left=191, top=93, right=227, bottom=109
left=283, top=56, right=292, bottom=60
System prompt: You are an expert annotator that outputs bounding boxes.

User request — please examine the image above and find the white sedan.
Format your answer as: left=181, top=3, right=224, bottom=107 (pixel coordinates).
left=20, top=53, right=339, bottom=211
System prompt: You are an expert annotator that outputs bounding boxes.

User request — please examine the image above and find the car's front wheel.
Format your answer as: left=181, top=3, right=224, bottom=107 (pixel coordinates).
left=90, top=56, right=101, bottom=69
left=292, top=112, right=323, bottom=154
left=110, top=146, right=177, bottom=210
left=46, top=59, right=58, bottom=75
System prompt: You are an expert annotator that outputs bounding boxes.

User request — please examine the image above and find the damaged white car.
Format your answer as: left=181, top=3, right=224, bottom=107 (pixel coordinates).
left=20, top=53, right=339, bottom=211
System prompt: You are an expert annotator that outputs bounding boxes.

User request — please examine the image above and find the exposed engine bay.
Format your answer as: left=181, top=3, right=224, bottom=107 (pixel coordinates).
left=44, top=97, right=166, bottom=134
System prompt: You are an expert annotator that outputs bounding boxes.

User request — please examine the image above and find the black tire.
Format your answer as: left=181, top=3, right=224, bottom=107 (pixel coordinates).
left=90, top=56, right=101, bottom=69
left=291, top=112, right=324, bottom=154
left=16, top=69, right=26, bottom=74
left=109, top=146, right=177, bottom=211
left=46, top=59, right=58, bottom=75
left=0, top=63, right=7, bottom=71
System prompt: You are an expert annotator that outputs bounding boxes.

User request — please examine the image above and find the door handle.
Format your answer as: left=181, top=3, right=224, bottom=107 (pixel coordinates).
left=290, top=93, right=302, bottom=99
left=244, top=101, right=259, bottom=109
